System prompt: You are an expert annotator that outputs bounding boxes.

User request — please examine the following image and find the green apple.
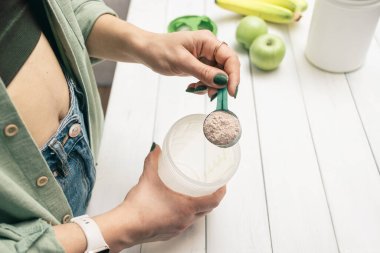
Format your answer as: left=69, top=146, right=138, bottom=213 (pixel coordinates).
left=236, top=16, right=268, bottom=50
left=249, top=34, right=286, bottom=71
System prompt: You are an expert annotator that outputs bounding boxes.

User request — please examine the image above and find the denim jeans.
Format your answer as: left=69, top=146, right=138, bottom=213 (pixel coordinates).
left=40, top=75, right=95, bottom=216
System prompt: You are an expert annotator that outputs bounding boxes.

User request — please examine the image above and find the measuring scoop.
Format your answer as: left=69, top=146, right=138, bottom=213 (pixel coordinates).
left=203, top=88, right=242, bottom=148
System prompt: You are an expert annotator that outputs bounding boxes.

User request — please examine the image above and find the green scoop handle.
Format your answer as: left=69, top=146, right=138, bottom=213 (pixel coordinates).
left=216, top=87, right=228, bottom=111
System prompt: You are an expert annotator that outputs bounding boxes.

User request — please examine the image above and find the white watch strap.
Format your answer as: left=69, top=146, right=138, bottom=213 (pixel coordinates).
left=71, top=214, right=109, bottom=253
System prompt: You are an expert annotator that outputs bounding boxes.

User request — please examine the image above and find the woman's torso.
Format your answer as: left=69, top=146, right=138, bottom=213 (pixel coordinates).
left=6, top=33, right=70, bottom=148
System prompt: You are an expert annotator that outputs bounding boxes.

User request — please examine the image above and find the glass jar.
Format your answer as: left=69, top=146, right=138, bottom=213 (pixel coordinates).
left=305, top=0, right=380, bottom=73
left=158, top=114, right=241, bottom=197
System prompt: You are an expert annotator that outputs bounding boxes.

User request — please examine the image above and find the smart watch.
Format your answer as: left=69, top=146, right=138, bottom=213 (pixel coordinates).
left=71, top=215, right=110, bottom=253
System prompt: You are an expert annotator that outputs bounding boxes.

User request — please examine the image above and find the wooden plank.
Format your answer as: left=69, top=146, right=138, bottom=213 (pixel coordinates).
left=87, top=0, right=168, bottom=253
left=245, top=3, right=339, bottom=252
left=141, top=0, right=207, bottom=252
left=348, top=34, right=380, bottom=170
left=204, top=3, right=272, bottom=253
left=289, top=0, right=380, bottom=251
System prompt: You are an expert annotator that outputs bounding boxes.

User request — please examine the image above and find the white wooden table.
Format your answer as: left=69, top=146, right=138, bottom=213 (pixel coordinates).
left=88, top=0, right=380, bottom=252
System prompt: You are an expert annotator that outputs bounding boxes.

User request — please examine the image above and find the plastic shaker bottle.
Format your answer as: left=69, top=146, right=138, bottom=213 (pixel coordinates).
left=157, top=114, right=241, bottom=197
left=305, top=0, right=380, bottom=73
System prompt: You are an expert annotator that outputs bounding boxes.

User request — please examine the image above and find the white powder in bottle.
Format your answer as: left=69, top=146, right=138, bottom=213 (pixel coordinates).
left=203, top=110, right=241, bottom=147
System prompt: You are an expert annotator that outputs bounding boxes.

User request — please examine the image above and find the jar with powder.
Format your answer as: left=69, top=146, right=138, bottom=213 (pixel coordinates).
left=305, top=0, right=380, bottom=72
left=158, top=114, right=241, bottom=197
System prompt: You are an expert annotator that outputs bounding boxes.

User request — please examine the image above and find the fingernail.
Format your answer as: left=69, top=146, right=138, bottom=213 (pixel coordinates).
left=213, top=74, right=228, bottom=86
left=194, top=85, right=208, bottom=92
left=234, top=86, right=239, bottom=99
left=150, top=142, right=156, bottom=152
left=210, top=93, right=217, bottom=102
left=186, top=87, right=195, bottom=93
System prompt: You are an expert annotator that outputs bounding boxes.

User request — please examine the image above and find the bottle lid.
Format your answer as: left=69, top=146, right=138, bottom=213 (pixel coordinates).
left=167, top=15, right=218, bottom=35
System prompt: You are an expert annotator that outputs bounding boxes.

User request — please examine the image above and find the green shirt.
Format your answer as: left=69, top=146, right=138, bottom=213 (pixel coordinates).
left=0, top=0, right=116, bottom=252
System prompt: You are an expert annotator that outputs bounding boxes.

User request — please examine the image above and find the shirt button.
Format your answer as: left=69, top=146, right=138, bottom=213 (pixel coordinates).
left=36, top=176, right=49, bottom=187
left=62, top=214, right=72, bottom=224
left=69, top=123, right=81, bottom=138
left=3, top=124, right=19, bottom=137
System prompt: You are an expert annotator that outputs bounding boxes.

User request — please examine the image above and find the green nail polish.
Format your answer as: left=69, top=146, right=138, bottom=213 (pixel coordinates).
left=195, top=85, right=208, bottom=92
left=186, top=87, right=195, bottom=93
left=150, top=142, right=156, bottom=152
left=210, top=93, right=218, bottom=102
left=213, top=74, right=228, bottom=86
left=234, top=86, right=239, bottom=99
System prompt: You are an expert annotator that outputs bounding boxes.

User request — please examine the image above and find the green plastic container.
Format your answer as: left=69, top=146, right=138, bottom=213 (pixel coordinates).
left=167, top=15, right=217, bottom=35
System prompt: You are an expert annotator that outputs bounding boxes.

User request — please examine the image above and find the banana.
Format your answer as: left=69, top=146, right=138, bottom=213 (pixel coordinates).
left=293, top=0, right=308, bottom=12
left=254, top=0, right=303, bottom=20
left=215, top=0, right=298, bottom=24
left=259, top=0, right=308, bottom=13
left=257, top=0, right=298, bottom=13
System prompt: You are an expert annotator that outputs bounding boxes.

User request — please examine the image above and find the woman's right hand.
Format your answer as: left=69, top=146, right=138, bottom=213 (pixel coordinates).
left=103, top=144, right=226, bottom=251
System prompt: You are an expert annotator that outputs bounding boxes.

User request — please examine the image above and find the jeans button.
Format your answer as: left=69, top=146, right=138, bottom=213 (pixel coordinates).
left=69, top=123, right=81, bottom=138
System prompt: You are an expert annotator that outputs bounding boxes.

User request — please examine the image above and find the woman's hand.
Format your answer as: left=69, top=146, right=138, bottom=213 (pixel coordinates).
left=87, top=15, right=240, bottom=99
left=107, top=144, right=226, bottom=251
left=54, top=145, right=225, bottom=253
left=139, top=30, right=240, bottom=99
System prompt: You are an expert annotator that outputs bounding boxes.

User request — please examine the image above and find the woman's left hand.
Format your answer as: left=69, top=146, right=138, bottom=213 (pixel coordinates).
left=139, top=30, right=240, bottom=99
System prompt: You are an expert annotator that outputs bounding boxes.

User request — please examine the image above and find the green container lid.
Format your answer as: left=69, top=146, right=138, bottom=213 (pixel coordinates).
left=167, top=15, right=217, bottom=35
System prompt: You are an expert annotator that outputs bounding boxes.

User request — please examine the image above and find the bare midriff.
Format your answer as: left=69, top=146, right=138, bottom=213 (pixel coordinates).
left=7, top=33, right=70, bottom=148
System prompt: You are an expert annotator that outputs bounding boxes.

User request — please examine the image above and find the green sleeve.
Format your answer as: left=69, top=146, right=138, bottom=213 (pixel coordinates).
left=0, top=219, right=65, bottom=253
left=71, top=0, right=118, bottom=42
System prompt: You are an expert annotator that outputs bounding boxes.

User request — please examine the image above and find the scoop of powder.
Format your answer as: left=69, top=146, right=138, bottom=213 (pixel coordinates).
left=203, top=110, right=241, bottom=147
